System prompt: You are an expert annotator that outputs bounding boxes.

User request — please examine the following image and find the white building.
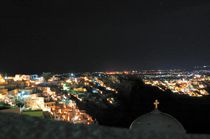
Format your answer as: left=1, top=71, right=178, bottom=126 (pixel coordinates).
left=24, top=94, right=45, bottom=110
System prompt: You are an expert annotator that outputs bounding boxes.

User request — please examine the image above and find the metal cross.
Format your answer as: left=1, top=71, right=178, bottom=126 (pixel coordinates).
left=154, top=99, right=159, bottom=109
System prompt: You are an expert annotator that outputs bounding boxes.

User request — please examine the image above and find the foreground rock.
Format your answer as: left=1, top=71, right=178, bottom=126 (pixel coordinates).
left=0, top=112, right=209, bottom=139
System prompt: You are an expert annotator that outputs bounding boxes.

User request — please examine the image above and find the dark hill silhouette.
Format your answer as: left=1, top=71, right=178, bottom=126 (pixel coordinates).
left=76, top=78, right=210, bottom=134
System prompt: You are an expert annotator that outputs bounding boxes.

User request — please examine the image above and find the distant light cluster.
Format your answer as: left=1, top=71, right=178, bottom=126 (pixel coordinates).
left=0, top=67, right=210, bottom=125
left=142, top=70, right=210, bottom=97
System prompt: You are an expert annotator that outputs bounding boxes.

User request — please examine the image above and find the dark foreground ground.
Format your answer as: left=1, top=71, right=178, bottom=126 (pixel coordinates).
left=0, top=112, right=209, bottom=139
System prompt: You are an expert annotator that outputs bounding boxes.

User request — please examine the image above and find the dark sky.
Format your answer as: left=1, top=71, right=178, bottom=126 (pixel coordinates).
left=1, top=0, right=210, bottom=74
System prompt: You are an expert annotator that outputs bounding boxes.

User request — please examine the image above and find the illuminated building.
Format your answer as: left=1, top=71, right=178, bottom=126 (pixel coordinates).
left=24, top=95, right=45, bottom=110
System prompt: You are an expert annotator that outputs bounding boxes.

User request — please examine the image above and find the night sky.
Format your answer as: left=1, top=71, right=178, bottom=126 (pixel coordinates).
left=1, top=0, right=210, bottom=74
